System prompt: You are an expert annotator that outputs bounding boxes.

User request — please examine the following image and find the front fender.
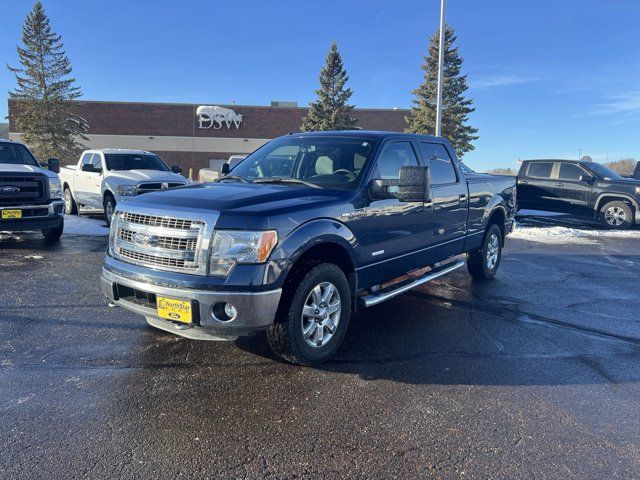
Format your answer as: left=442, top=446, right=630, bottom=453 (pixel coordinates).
left=264, top=218, right=358, bottom=286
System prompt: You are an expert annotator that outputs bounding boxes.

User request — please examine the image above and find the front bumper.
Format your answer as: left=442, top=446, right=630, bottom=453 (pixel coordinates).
left=100, top=267, right=282, bottom=340
left=0, top=200, right=64, bottom=231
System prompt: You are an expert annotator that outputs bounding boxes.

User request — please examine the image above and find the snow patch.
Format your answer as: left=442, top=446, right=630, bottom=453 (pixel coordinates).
left=511, top=225, right=640, bottom=244
left=63, top=215, right=110, bottom=236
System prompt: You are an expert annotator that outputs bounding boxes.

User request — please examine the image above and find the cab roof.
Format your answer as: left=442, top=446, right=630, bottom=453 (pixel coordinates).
left=288, top=130, right=444, bottom=142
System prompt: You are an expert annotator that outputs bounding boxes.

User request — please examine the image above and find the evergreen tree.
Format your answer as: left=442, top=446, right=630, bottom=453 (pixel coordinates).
left=8, top=1, right=88, bottom=161
left=406, top=25, right=478, bottom=157
left=301, top=42, right=358, bottom=131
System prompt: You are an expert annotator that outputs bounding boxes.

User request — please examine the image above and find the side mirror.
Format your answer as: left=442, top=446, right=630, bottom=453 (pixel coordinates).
left=221, top=162, right=230, bottom=175
left=171, top=165, right=182, bottom=174
left=46, top=158, right=60, bottom=174
left=397, top=165, right=429, bottom=203
left=81, top=163, right=94, bottom=172
left=369, top=165, right=430, bottom=203
left=579, top=174, right=594, bottom=184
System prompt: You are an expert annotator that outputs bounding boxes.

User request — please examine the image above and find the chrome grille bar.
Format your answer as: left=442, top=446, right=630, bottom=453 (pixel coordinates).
left=112, top=210, right=206, bottom=274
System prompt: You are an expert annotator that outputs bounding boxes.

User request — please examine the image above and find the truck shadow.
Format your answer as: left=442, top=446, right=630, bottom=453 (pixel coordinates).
left=235, top=270, right=640, bottom=386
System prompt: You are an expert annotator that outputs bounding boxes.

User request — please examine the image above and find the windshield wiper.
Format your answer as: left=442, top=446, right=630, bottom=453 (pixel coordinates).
left=253, top=177, right=321, bottom=189
left=217, top=175, right=249, bottom=183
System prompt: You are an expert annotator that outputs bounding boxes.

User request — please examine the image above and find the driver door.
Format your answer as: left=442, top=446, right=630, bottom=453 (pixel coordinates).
left=364, top=141, right=427, bottom=286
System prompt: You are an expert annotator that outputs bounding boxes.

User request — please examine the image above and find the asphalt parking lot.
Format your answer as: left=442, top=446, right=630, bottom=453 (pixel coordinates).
left=1, top=215, right=639, bottom=479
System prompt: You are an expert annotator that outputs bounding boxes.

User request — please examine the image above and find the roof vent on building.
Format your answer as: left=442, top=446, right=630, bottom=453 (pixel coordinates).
left=271, top=101, right=298, bottom=108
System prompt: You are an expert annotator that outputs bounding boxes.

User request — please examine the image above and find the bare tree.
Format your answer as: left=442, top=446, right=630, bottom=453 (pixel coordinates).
left=604, top=158, right=636, bottom=176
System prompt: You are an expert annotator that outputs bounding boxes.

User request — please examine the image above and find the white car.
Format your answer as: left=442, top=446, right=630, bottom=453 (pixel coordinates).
left=59, top=149, right=188, bottom=225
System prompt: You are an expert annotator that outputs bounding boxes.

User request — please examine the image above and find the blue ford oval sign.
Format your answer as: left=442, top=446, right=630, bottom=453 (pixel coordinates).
left=0, top=185, right=20, bottom=195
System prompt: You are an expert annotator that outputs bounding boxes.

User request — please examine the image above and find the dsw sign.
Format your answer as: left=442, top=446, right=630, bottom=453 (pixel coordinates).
left=196, top=105, right=244, bottom=130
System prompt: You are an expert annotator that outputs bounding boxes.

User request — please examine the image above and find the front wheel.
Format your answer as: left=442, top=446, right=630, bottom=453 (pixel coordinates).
left=42, top=218, right=64, bottom=241
left=600, top=201, right=633, bottom=230
left=267, top=263, right=351, bottom=365
left=467, top=223, right=503, bottom=280
left=64, top=188, right=78, bottom=215
left=103, top=194, right=116, bottom=226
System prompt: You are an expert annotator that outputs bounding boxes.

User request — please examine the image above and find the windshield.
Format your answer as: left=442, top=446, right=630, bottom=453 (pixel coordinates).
left=228, top=136, right=378, bottom=190
left=0, top=143, right=39, bottom=167
left=459, top=162, right=475, bottom=174
left=582, top=161, right=622, bottom=180
left=105, top=153, right=170, bottom=172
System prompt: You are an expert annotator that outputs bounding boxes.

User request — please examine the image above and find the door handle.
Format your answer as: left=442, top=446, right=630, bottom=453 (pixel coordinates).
left=519, top=180, right=529, bottom=184
left=555, top=183, right=565, bottom=187
left=459, top=194, right=468, bottom=205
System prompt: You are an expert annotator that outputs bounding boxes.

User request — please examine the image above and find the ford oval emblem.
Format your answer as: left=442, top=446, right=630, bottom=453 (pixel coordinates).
left=132, top=232, right=153, bottom=246
left=0, top=185, right=20, bottom=195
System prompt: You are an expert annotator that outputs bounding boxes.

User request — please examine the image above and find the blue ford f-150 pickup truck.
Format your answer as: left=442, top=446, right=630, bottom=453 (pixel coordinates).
left=101, top=131, right=516, bottom=364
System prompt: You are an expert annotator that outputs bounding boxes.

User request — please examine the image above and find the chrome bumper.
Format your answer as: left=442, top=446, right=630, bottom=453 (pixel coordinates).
left=0, top=200, right=64, bottom=217
left=100, top=267, right=282, bottom=339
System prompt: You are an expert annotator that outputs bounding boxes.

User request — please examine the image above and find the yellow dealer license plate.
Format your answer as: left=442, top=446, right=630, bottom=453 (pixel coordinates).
left=157, top=296, right=192, bottom=324
left=1, top=209, right=22, bottom=220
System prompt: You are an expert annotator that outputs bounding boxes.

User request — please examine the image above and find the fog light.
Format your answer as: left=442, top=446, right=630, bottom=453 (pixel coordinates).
left=212, top=302, right=237, bottom=322
left=224, top=303, right=237, bottom=320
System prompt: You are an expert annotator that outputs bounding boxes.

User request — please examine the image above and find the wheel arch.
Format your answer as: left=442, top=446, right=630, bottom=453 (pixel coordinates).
left=594, top=194, right=638, bottom=217
left=269, top=219, right=358, bottom=312
left=483, top=205, right=508, bottom=242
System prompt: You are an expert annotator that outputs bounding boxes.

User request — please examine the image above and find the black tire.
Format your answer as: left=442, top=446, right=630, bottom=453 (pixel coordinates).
left=599, top=201, right=633, bottom=230
left=267, top=263, right=351, bottom=365
left=467, top=223, right=503, bottom=280
left=64, top=187, right=78, bottom=215
left=42, top=218, right=64, bottom=241
left=103, top=194, right=116, bottom=226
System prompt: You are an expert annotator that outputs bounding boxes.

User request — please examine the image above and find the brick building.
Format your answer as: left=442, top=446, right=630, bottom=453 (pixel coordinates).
left=7, top=99, right=409, bottom=173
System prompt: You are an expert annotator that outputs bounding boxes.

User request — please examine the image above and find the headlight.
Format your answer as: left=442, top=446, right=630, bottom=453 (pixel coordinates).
left=636, top=186, right=640, bottom=195
left=116, top=185, right=138, bottom=196
left=49, top=178, right=62, bottom=199
left=209, top=230, right=278, bottom=277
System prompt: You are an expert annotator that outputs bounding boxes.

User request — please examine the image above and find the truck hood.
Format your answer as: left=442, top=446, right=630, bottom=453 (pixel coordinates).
left=124, top=182, right=349, bottom=217
left=106, top=169, right=187, bottom=184
left=605, top=177, right=640, bottom=186
left=0, top=163, right=58, bottom=179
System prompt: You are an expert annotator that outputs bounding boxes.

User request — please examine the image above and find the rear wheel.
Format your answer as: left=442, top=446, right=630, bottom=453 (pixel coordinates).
left=103, top=194, right=116, bottom=226
left=467, top=223, right=503, bottom=280
left=600, top=201, right=633, bottom=230
left=64, top=188, right=77, bottom=215
left=267, top=263, right=351, bottom=365
left=42, top=218, right=64, bottom=241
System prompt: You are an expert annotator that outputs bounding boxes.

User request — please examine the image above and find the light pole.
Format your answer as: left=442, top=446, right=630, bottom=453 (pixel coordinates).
left=435, top=0, right=446, bottom=137
left=578, top=149, right=582, bottom=161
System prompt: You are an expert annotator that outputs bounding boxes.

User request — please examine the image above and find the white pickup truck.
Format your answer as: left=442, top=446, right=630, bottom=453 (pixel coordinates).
left=59, top=149, right=189, bottom=225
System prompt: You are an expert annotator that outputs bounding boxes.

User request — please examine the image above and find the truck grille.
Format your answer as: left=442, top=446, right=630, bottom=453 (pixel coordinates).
left=122, top=211, right=195, bottom=230
left=112, top=211, right=204, bottom=274
left=119, top=227, right=197, bottom=251
left=0, top=174, right=46, bottom=206
left=137, top=182, right=185, bottom=195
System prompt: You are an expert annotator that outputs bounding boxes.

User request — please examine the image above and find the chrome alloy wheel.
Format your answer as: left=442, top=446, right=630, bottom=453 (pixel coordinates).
left=605, top=206, right=626, bottom=226
left=486, top=233, right=500, bottom=270
left=301, top=282, right=341, bottom=348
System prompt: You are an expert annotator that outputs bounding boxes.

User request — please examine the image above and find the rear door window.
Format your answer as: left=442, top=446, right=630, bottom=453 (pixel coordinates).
left=526, top=162, right=554, bottom=179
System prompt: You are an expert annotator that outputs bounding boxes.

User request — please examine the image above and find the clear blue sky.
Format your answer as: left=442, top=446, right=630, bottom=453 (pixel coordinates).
left=2, top=0, right=639, bottom=170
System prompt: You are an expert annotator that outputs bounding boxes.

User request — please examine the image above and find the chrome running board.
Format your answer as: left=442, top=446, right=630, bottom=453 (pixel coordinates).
left=360, top=260, right=465, bottom=307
